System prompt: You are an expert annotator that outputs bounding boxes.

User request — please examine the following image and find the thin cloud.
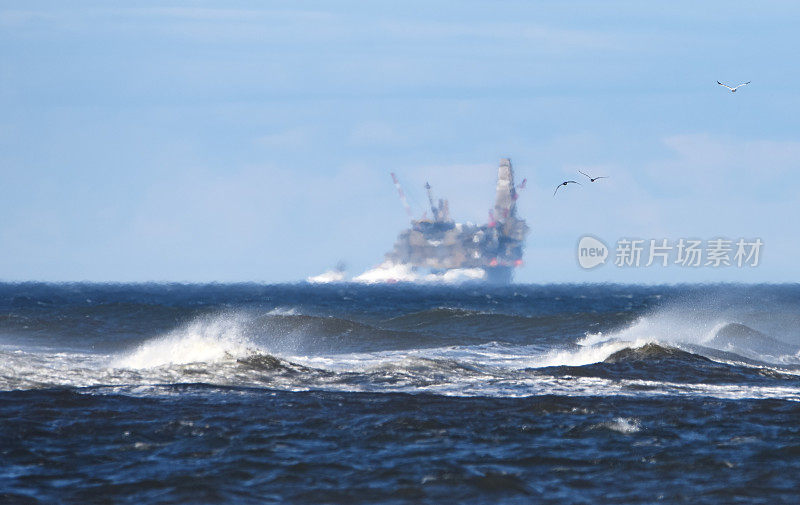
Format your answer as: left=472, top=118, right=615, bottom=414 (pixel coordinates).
left=645, top=134, right=800, bottom=199
left=348, top=122, right=405, bottom=147
left=379, top=20, right=624, bottom=52
left=255, top=128, right=311, bottom=149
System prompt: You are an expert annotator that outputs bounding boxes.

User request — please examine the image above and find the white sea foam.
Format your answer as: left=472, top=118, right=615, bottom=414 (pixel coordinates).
left=525, top=339, right=655, bottom=368
left=579, top=312, right=722, bottom=348
left=4, top=340, right=800, bottom=401
left=286, top=338, right=650, bottom=377
left=306, top=270, right=346, bottom=284
left=113, top=315, right=256, bottom=369
left=352, top=261, right=486, bottom=284
left=600, top=417, right=642, bottom=434
left=352, top=261, right=417, bottom=283
left=3, top=306, right=800, bottom=401
left=580, top=310, right=800, bottom=366
left=266, top=306, right=299, bottom=316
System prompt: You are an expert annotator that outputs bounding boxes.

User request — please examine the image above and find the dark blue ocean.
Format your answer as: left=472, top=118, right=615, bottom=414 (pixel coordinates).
left=1, top=283, right=799, bottom=504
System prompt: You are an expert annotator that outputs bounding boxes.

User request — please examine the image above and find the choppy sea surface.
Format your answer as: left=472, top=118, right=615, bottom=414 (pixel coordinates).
left=1, top=283, right=799, bottom=504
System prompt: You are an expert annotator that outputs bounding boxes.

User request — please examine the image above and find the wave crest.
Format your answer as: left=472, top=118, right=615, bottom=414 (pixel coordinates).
left=114, top=315, right=256, bottom=369
left=603, top=343, right=708, bottom=364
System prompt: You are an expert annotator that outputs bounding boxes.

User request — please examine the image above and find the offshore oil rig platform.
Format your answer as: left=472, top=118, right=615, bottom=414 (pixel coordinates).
left=382, top=158, right=529, bottom=284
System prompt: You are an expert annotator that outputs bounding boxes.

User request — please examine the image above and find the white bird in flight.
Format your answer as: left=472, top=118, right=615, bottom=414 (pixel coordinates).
left=717, top=81, right=750, bottom=92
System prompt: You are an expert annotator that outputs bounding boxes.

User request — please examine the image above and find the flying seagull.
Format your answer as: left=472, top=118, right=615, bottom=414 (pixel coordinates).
left=579, top=170, right=608, bottom=183
left=717, top=81, right=750, bottom=92
left=554, top=180, right=580, bottom=196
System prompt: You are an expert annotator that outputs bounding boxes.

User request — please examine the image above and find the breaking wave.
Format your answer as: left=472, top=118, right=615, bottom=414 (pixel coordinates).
left=114, top=315, right=256, bottom=369
left=2, top=302, right=799, bottom=401
left=579, top=309, right=800, bottom=367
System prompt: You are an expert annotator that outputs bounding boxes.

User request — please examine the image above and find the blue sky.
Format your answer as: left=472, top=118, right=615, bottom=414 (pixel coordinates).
left=1, top=1, right=799, bottom=283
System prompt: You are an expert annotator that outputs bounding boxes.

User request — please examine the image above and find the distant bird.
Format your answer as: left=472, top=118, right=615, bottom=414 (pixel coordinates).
left=554, top=180, right=580, bottom=196
left=579, top=170, right=608, bottom=183
left=717, top=81, right=750, bottom=92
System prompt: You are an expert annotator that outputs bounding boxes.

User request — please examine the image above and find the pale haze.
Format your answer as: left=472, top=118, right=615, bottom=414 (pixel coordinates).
left=1, top=1, right=799, bottom=283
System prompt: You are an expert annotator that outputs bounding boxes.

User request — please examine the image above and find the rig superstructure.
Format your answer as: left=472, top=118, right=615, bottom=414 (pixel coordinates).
left=385, top=158, right=529, bottom=284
